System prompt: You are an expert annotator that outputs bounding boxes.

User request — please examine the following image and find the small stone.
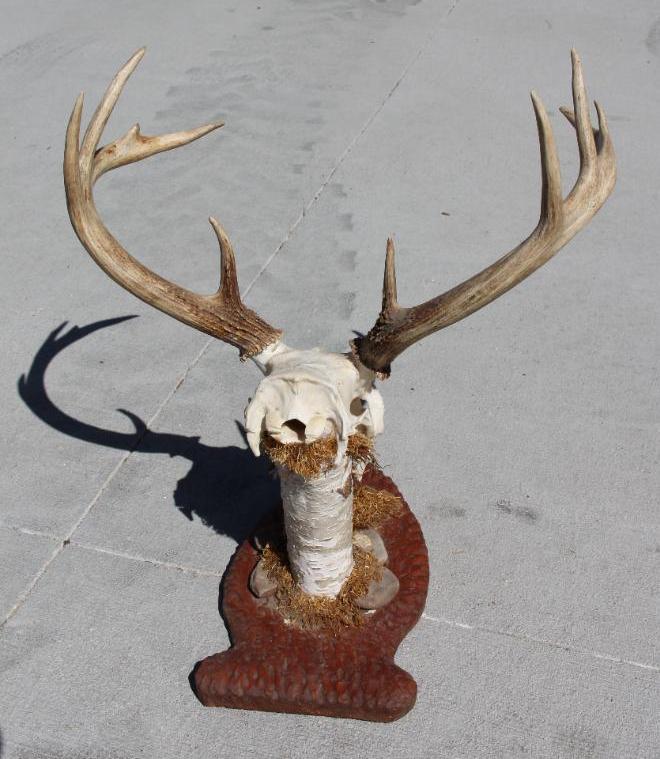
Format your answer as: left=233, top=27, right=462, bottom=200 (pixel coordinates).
left=249, top=558, right=278, bottom=599
left=353, top=528, right=388, bottom=564
left=352, top=531, right=372, bottom=552
left=355, top=567, right=399, bottom=610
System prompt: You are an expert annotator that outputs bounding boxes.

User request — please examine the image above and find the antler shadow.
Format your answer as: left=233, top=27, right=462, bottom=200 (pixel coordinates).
left=18, top=318, right=279, bottom=544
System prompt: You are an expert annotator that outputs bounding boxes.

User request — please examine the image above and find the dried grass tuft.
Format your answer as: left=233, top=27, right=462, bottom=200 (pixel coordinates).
left=261, top=542, right=382, bottom=632
left=346, top=432, right=377, bottom=469
left=353, top=484, right=402, bottom=529
left=261, top=434, right=338, bottom=478
left=262, top=432, right=376, bottom=480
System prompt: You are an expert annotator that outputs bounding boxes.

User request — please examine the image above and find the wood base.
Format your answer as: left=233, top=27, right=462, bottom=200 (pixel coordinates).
left=192, top=465, right=429, bottom=722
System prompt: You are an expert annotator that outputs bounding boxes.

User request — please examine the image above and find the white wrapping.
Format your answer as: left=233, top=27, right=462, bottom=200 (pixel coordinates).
left=278, top=457, right=354, bottom=596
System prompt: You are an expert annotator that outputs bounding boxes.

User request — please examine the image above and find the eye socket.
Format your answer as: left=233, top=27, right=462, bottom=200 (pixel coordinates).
left=350, top=397, right=366, bottom=416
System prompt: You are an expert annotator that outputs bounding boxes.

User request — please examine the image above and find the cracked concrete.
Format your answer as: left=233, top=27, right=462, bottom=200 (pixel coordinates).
left=1, top=0, right=658, bottom=757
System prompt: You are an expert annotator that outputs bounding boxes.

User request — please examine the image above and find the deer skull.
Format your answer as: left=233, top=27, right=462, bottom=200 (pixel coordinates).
left=245, top=343, right=384, bottom=458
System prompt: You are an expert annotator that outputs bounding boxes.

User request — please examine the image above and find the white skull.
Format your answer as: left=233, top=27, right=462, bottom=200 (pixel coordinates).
left=245, top=343, right=384, bottom=460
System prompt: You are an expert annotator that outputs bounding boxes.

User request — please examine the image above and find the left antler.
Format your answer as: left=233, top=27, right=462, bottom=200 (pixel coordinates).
left=354, top=50, right=616, bottom=375
left=64, top=48, right=282, bottom=358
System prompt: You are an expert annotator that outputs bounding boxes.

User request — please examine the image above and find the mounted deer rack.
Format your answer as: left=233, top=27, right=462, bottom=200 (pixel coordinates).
left=64, top=48, right=615, bottom=721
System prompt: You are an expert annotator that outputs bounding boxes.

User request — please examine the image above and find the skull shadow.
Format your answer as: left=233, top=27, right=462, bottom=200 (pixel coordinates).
left=17, top=317, right=280, bottom=544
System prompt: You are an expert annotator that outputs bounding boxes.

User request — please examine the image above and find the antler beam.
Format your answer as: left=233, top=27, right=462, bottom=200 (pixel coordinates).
left=64, top=48, right=282, bottom=358
left=354, top=50, right=616, bottom=375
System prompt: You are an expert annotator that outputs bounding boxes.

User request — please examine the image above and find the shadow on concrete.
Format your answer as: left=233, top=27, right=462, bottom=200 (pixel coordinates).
left=18, top=318, right=280, bottom=544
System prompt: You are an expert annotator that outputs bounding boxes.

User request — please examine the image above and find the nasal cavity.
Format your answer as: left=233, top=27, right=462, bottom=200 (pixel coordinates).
left=282, top=418, right=307, bottom=442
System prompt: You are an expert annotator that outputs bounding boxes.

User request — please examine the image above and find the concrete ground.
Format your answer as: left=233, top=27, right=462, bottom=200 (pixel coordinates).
left=1, top=1, right=658, bottom=756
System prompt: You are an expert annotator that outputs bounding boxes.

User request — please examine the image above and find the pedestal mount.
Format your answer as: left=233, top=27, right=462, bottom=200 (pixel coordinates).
left=192, top=465, right=429, bottom=722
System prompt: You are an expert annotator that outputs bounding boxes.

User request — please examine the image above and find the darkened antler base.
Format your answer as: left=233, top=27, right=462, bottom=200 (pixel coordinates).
left=192, top=465, right=429, bottom=722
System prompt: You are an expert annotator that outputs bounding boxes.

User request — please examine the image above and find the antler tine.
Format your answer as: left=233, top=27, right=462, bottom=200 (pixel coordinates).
left=382, top=238, right=398, bottom=313
left=80, top=48, right=146, bottom=162
left=569, top=49, right=597, bottom=176
left=594, top=101, right=611, bottom=151
left=209, top=216, right=241, bottom=304
left=530, top=89, right=562, bottom=226
left=354, top=51, right=616, bottom=375
left=559, top=100, right=611, bottom=155
left=72, top=48, right=225, bottom=181
left=64, top=49, right=282, bottom=358
left=92, top=121, right=224, bottom=183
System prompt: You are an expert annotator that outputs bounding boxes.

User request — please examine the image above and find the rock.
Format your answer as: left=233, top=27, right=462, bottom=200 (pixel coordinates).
left=353, top=528, right=388, bottom=564
left=352, top=531, right=372, bottom=553
left=355, top=567, right=399, bottom=610
left=249, top=558, right=278, bottom=599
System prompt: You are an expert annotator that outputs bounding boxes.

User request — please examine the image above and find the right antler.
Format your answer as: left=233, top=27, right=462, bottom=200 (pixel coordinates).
left=64, top=48, right=282, bottom=358
left=354, top=50, right=616, bottom=375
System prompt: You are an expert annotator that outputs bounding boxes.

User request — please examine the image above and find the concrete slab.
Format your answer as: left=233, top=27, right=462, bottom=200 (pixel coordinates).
left=0, top=526, right=57, bottom=621
left=0, top=545, right=224, bottom=759
left=1, top=546, right=657, bottom=759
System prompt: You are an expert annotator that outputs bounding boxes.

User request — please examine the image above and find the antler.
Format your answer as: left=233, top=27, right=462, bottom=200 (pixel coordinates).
left=64, top=48, right=282, bottom=358
left=354, top=51, right=616, bottom=375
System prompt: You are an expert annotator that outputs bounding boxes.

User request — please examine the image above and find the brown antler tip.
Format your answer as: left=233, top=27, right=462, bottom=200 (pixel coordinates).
left=72, top=92, right=85, bottom=119
left=593, top=100, right=609, bottom=138
left=198, top=122, right=225, bottom=139
left=209, top=217, right=242, bottom=303
left=209, top=216, right=230, bottom=247
left=209, top=216, right=234, bottom=252
left=121, top=47, right=146, bottom=74
left=558, top=105, right=575, bottom=126
left=530, top=90, right=546, bottom=121
left=65, top=93, right=85, bottom=150
left=382, top=237, right=398, bottom=314
left=529, top=89, right=542, bottom=107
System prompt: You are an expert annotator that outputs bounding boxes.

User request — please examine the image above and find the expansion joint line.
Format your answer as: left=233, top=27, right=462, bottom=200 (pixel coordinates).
left=421, top=613, right=659, bottom=673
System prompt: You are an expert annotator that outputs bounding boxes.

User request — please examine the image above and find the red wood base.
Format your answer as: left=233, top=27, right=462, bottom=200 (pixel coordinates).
left=192, top=465, right=429, bottom=722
